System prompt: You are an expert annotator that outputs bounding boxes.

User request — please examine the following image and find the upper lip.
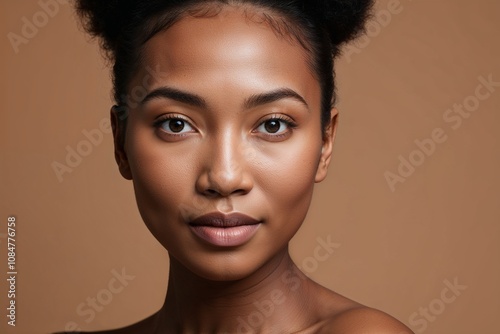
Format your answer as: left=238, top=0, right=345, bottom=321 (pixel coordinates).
left=189, top=212, right=261, bottom=228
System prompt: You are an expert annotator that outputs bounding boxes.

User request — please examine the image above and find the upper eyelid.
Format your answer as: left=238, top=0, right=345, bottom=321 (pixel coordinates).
left=259, top=113, right=296, bottom=124
left=262, top=116, right=297, bottom=128
left=154, top=113, right=294, bottom=123
left=155, top=114, right=189, bottom=121
left=154, top=114, right=193, bottom=126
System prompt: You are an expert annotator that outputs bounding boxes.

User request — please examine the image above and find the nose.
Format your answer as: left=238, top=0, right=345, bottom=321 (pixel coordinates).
left=196, top=130, right=254, bottom=198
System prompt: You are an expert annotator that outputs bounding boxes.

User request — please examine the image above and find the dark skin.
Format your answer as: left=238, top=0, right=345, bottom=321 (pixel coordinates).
left=60, top=4, right=414, bottom=334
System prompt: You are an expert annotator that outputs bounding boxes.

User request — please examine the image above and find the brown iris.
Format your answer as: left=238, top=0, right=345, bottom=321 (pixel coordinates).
left=169, top=119, right=185, bottom=133
left=264, top=120, right=281, bottom=133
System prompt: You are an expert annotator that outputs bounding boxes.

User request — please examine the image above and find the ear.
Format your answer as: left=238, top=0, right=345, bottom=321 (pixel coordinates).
left=111, top=106, right=133, bottom=180
left=315, top=107, right=339, bottom=183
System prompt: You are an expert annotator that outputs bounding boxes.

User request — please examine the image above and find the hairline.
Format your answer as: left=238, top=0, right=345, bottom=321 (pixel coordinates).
left=124, top=1, right=319, bottom=98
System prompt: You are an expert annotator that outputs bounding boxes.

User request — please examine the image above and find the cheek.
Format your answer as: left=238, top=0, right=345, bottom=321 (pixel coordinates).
left=253, top=134, right=322, bottom=227
left=125, top=124, right=198, bottom=237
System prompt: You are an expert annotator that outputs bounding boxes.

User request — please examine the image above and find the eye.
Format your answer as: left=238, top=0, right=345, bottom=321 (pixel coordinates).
left=255, top=116, right=296, bottom=136
left=258, top=119, right=284, bottom=134
left=154, top=115, right=195, bottom=135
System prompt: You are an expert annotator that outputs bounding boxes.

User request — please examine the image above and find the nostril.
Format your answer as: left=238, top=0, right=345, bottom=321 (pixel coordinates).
left=203, top=187, right=248, bottom=198
left=204, top=189, right=219, bottom=197
left=232, top=188, right=248, bottom=196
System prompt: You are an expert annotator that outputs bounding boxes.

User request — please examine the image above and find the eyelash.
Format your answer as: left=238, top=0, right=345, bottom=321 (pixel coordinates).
left=254, top=114, right=297, bottom=139
left=153, top=113, right=298, bottom=138
left=153, top=114, right=189, bottom=128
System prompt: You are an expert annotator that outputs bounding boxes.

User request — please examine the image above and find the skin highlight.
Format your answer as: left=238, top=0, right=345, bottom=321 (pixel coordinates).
left=81, top=4, right=415, bottom=334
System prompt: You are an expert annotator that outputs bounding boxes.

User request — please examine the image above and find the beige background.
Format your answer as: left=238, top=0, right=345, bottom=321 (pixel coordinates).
left=1, top=0, right=499, bottom=333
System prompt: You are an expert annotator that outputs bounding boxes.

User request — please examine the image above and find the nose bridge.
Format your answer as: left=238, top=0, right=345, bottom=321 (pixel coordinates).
left=213, top=128, right=242, bottom=175
left=200, top=127, right=251, bottom=196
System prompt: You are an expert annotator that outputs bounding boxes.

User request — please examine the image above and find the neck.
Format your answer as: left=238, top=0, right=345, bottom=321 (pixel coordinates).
left=156, top=247, right=319, bottom=333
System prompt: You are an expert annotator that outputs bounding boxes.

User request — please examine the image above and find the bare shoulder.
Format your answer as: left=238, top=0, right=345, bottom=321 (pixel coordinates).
left=318, top=306, right=415, bottom=334
left=303, top=281, right=414, bottom=334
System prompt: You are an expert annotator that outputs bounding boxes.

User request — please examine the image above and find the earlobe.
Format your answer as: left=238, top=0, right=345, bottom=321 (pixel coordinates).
left=315, top=108, right=339, bottom=183
left=111, top=106, right=133, bottom=180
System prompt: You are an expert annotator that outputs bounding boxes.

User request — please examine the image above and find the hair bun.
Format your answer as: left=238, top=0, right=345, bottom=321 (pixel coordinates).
left=304, top=0, right=374, bottom=46
left=76, top=0, right=190, bottom=57
left=76, top=0, right=123, bottom=56
left=76, top=0, right=374, bottom=60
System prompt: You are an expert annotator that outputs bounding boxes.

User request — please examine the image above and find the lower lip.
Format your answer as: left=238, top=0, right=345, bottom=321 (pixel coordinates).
left=189, top=224, right=261, bottom=247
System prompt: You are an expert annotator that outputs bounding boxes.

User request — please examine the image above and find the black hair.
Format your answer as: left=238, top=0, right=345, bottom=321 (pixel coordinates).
left=75, top=0, right=374, bottom=134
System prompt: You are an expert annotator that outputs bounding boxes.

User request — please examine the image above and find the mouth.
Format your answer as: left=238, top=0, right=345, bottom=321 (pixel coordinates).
left=188, top=212, right=262, bottom=247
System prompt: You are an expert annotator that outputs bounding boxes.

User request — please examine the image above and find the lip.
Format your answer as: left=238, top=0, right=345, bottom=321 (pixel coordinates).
left=188, top=212, right=261, bottom=247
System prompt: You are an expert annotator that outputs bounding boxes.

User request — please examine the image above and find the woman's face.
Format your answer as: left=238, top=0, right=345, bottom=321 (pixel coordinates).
left=115, top=6, right=336, bottom=281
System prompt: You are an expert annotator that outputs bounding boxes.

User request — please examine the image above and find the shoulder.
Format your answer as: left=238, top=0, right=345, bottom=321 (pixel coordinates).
left=318, top=306, right=414, bottom=334
left=303, top=279, right=414, bottom=334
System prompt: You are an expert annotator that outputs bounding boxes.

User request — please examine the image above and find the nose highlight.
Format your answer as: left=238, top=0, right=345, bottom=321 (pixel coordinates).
left=196, top=136, right=253, bottom=198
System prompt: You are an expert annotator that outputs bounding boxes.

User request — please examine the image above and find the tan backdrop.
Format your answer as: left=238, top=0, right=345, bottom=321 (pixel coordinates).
left=1, top=0, right=499, bottom=333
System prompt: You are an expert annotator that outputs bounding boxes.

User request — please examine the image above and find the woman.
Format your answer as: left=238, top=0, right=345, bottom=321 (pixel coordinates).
left=59, top=0, right=414, bottom=333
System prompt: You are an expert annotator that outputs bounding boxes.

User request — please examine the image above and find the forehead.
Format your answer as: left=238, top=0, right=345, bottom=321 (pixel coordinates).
left=141, top=3, right=311, bottom=58
left=136, top=6, right=320, bottom=106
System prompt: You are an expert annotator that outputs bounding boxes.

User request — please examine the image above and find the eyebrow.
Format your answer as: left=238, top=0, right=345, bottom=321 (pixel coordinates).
left=140, top=87, right=207, bottom=108
left=140, top=86, right=308, bottom=111
left=244, top=88, right=309, bottom=110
